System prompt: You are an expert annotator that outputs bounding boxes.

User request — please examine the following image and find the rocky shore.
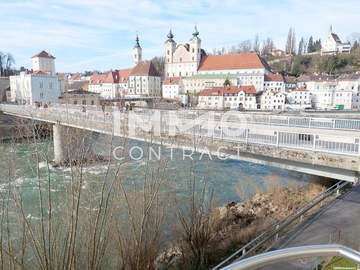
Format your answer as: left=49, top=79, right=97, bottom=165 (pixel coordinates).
left=156, top=182, right=328, bottom=269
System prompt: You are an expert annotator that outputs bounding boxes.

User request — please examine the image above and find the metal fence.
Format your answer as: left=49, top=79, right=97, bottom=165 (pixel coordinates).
left=1, top=104, right=360, bottom=156
left=212, top=181, right=350, bottom=270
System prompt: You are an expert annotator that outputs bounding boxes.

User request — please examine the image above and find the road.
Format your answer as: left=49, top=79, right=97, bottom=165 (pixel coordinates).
left=262, top=185, right=360, bottom=269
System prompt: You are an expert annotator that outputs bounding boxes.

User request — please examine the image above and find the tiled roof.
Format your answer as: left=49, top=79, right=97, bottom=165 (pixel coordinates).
left=31, top=50, right=55, bottom=59
left=285, top=75, right=297, bottom=83
left=129, top=61, right=160, bottom=77
left=89, top=68, right=134, bottom=85
left=163, top=77, right=181, bottom=85
left=199, top=85, right=256, bottom=96
left=331, top=33, right=342, bottom=43
left=65, top=89, right=99, bottom=95
left=117, top=68, right=133, bottom=83
left=264, top=73, right=284, bottom=82
left=69, top=73, right=81, bottom=81
left=32, top=70, right=47, bottom=75
left=89, top=73, right=108, bottom=85
left=198, top=53, right=270, bottom=71
left=337, top=73, right=360, bottom=81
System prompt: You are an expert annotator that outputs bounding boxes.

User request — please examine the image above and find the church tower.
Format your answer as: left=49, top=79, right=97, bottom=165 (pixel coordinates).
left=133, top=34, right=142, bottom=65
left=189, top=25, right=202, bottom=67
left=164, top=29, right=176, bottom=77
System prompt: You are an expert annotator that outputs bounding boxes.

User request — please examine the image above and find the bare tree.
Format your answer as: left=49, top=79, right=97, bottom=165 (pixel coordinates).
left=253, top=34, right=260, bottom=54
left=285, top=27, right=296, bottom=55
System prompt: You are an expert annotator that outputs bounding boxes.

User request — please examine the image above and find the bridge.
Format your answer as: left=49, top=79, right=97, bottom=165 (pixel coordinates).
left=1, top=104, right=360, bottom=182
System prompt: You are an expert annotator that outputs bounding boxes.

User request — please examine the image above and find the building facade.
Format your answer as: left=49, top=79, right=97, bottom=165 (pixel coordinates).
left=10, top=50, right=61, bottom=105
left=263, top=73, right=285, bottom=92
left=286, top=88, right=312, bottom=108
left=88, top=69, right=132, bottom=99
left=128, top=61, right=161, bottom=96
left=198, top=85, right=257, bottom=110
left=321, top=26, right=351, bottom=55
left=10, top=71, right=61, bottom=105
left=60, top=89, right=101, bottom=106
left=31, top=51, right=56, bottom=75
left=164, top=27, right=206, bottom=78
left=257, top=90, right=286, bottom=110
left=182, top=74, right=237, bottom=94
left=162, top=77, right=182, bottom=99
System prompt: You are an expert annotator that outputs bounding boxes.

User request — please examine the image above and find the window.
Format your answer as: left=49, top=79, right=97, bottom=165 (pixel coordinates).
left=74, top=100, right=78, bottom=104
left=82, top=100, right=86, bottom=105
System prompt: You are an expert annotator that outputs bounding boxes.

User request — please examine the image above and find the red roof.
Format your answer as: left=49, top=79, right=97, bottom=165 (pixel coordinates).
left=117, top=68, right=133, bottom=83
left=331, top=33, right=342, bottom=43
left=129, top=61, right=160, bottom=76
left=32, top=70, right=47, bottom=75
left=69, top=73, right=81, bottom=81
left=285, top=75, right=297, bottom=83
left=198, top=53, right=270, bottom=71
left=163, top=77, right=181, bottom=85
left=199, top=85, right=256, bottom=96
left=31, top=50, right=55, bottom=59
left=264, top=73, right=284, bottom=82
left=89, top=68, right=133, bottom=85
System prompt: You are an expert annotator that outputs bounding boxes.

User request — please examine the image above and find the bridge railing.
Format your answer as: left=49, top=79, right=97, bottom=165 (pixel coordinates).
left=2, top=104, right=360, bottom=156
left=212, top=180, right=351, bottom=270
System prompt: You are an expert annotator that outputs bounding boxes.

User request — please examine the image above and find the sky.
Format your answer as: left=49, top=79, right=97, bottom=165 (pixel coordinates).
left=1, top=0, right=360, bottom=73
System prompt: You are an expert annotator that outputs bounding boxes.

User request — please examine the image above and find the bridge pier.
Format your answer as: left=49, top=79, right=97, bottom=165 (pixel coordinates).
left=53, top=124, right=96, bottom=166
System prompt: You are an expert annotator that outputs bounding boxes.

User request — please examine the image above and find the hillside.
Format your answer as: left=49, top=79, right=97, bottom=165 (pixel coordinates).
left=267, top=51, right=360, bottom=76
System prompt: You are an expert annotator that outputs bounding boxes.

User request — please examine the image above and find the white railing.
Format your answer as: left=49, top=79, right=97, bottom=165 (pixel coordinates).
left=1, top=104, right=360, bottom=156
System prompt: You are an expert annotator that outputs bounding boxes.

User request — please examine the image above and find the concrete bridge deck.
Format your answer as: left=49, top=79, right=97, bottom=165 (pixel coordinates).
left=1, top=104, right=360, bottom=182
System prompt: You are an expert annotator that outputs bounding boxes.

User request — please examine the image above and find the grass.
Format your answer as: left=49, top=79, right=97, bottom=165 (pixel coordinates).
left=323, top=256, right=357, bottom=270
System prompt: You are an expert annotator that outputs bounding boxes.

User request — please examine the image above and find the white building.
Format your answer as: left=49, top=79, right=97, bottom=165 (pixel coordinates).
left=182, top=74, right=237, bottom=95
left=312, top=89, right=352, bottom=110
left=321, top=26, right=351, bottom=55
left=10, top=71, right=61, bottom=105
left=162, top=77, right=182, bottom=99
left=337, top=73, right=360, bottom=110
left=257, top=90, right=286, bottom=110
left=164, top=27, right=206, bottom=78
left=197, top=53, right=272, bottom=92
left=198, top=85, right=257, bottom=110
left=128, top=61, right=161, bottom=97
left=263, top=73, right=285, bottom=92
left=88, top=69, right=132, bottom=99
left=286, top=88, right=312, bottom=109
left=10, top=50, right=61, bottom=105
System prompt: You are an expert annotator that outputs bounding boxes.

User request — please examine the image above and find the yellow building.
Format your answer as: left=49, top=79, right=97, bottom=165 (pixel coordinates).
left=31, top=51, right=56, bottom=75
left=60, top=89, right=101, bottom=106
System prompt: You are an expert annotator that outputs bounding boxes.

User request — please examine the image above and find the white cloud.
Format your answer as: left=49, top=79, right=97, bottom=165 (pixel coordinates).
left=1, top=0, right=360, bottom=72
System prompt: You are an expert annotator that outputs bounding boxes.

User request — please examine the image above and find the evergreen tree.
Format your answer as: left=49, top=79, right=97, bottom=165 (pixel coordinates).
left=307, top=36, right=314, bottom=53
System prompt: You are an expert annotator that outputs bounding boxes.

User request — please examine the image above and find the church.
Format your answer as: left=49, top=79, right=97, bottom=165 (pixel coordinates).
left=164, top=26, right=272, bottom=93
left=164, top=26, right=206, bottom=78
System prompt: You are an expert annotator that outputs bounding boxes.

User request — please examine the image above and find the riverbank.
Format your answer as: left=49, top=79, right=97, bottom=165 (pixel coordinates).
left=156, top=180, right=333, bottom=269
left=0, top=111, right=51, bottom=141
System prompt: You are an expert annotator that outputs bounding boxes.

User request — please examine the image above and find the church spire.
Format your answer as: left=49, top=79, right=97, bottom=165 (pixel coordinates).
left=329, top=24, right=333, bottom=34
left=192, top=25, right=199, bottom=39
left=134, top=34, right=141, bottom=48
left=167, top=28, right=174, bottom=42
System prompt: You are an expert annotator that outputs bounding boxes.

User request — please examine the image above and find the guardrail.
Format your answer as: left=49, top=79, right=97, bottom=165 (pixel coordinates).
left=221, top=244, right=360, bottom=270
left=1, top=105, right=360, bottom=156
left=212, top=181, right=350, bottom=270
